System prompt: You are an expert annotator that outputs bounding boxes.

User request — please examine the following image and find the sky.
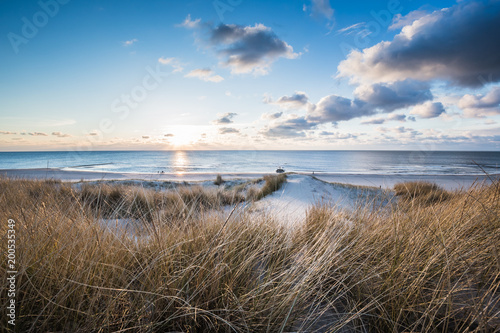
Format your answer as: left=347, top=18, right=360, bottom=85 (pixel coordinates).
left=0, top=0, right=499, bottom=151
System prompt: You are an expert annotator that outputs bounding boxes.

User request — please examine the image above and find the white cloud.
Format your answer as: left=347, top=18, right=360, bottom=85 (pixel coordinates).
left=308, top=95, right=372, bottom=123
left=260, top=115, right=313, bottom=138
left=177, top=14, right=201, bottom=29
left=122, top=38, right=138, bottom=46
left=319, top=131, right=356, bottom=139
left=307, top=0, right=335, bottom=31
left=51, top=132, right=71, bottom=138
left=388, top=114, right=408, bottom=122
left=361, top=114, right=408, bottom=125
left=219, top=127, right=240, bottom=134
left=389, top=10, right=428, bottom=30
left=458, top=86, right=500, bottom=118
left=337, top=22, right=366, bottom=35
left=353, top=80, right=433, bottom=112
left=180, top=17, right=299, bottom=75
left=210, top=23, right=298, bottom=75
left=410, top=101, right=446, bottom=118
left=376, top=126, right=421, bottom=137
left=311, top=0, right=334, bottom=20
left=261, top=112, right=283, bottom=120
left=185, top=68, right=224, bottom=83
left=212, top=112, right=238, bottom=124
left=264, top=91, right=310, bottom=109
left=158, top=57, right=184, bottom=73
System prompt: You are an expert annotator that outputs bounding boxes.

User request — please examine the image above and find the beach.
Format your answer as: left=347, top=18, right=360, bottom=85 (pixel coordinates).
left=1, top=167, right=498, bottom=190
left=2, top=167, right=499, bottom=226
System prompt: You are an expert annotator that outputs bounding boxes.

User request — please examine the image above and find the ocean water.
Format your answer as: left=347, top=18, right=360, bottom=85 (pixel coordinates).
left=0, top=150, right=499, bottom=175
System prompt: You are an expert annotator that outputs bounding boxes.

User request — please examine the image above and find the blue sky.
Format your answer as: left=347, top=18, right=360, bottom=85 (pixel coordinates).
left=0, top=0, right=499, bottom=151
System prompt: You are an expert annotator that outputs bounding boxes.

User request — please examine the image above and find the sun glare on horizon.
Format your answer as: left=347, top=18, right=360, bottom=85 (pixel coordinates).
left=165, top=125, right=205, bottom=149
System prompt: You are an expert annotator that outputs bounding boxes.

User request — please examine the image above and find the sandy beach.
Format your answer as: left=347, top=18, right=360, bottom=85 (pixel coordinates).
left=1, top=168, right=498, bottom=190
left=2, top=167, right=498, bottom=226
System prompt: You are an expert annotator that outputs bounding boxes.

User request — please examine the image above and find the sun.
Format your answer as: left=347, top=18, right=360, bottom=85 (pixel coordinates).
left=164, top=125, right=202, bottom=148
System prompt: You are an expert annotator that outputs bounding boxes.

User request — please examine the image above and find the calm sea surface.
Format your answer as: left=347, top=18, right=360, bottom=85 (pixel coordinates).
left=0, top=151, right=499, bottom=175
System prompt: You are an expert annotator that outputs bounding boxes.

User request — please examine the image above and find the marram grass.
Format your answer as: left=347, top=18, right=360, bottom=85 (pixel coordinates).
left=0, top=177, right=499, bottom=332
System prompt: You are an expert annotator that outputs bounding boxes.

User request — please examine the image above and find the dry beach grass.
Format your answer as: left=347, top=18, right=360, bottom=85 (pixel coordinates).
left=0, top=176, right=499, bottom=332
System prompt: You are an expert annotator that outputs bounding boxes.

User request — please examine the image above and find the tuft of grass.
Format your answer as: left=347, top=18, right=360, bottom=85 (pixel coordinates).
left=0, top=176, right=499, bottom=332
left=214, top=174, right=223, bottom=186
left=394, top=180, right=451, bottom=205
left=245, top=185, right=260, bottom=201
left=256, top=173, right=287, bottom=200
left=243, top=174, right=287, bottom=202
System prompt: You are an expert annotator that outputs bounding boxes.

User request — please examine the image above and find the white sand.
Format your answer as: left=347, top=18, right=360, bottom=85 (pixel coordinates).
left=250, top=174, right=383, bottom=225
left=310, top=173, right=499, bottom=190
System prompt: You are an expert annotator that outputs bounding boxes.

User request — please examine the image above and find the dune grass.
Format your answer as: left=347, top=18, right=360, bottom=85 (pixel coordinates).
left=260, top=173, right=287, bottom=197
left=78, top=181, right=244, bottom=222
left=0, top=177, right=499, bottom=332
left=394, top=180, right=452, bottom=205
left=243, top=173, right=287, bottom=202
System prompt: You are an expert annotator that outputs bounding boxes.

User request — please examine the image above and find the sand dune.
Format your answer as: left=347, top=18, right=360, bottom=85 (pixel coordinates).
left=250, top=174, right=383, bottom=224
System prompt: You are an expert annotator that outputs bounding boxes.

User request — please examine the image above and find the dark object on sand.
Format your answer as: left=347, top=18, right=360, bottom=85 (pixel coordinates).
left=214, top=174, right=224, bottom=185
left=276, top=167, right=285, bottom=174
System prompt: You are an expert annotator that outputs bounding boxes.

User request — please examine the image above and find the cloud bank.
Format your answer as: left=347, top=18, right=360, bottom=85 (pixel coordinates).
left=338, top=1, right=500, bottom=87
left=261, top=78, right=440, bottom=137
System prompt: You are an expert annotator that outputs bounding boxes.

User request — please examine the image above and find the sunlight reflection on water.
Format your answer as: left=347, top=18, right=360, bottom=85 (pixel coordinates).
left=173, top=150, right=188, bottom=175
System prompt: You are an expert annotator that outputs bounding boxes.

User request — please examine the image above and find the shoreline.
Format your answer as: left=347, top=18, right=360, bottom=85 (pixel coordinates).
left=1, top=168, right=499, bottom=190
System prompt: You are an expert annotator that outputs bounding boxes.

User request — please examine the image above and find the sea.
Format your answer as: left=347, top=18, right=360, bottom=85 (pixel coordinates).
left=0, top=150, right=499, bottom=175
